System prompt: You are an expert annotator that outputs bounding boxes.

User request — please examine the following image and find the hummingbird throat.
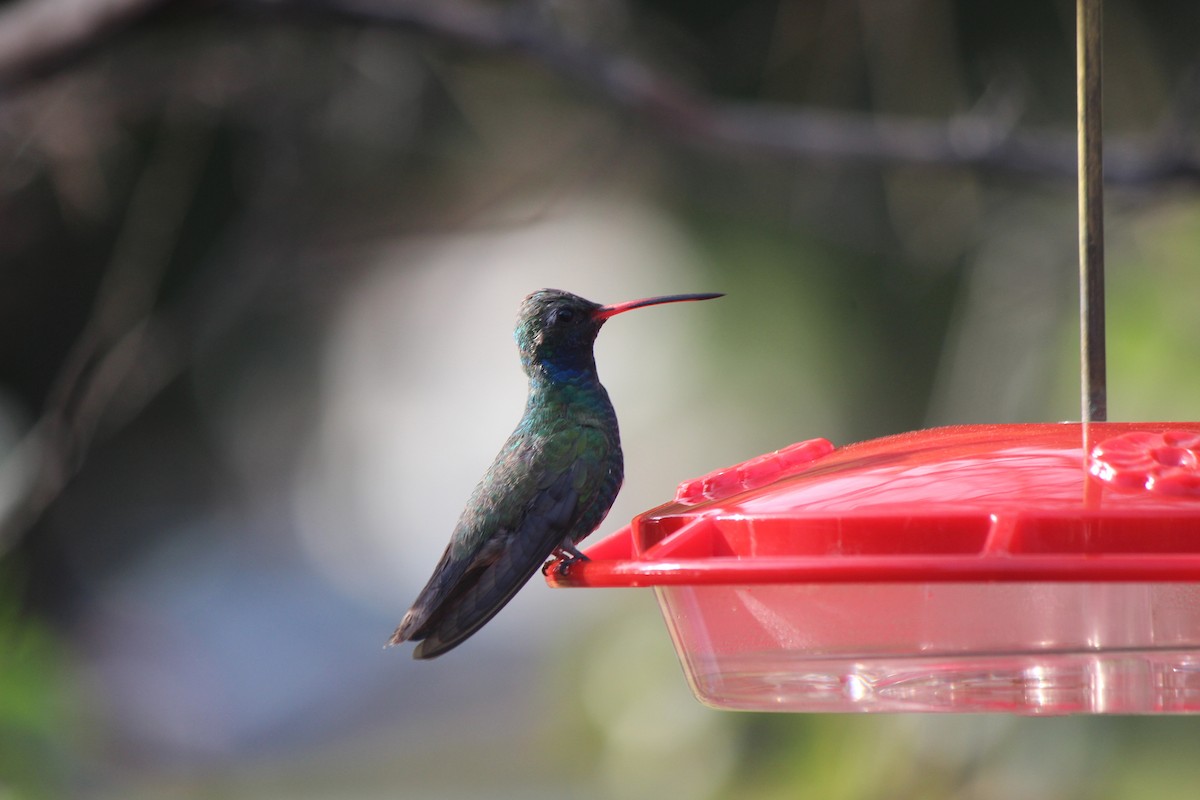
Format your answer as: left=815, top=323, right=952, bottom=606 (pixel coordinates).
left=528, top=350, right=601, bottom=386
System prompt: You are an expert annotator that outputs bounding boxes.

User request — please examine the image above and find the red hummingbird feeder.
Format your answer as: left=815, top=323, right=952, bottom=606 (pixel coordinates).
left=547, top=424, right=1200, bottom=714
left=546, top=0, right=1200, bottom=714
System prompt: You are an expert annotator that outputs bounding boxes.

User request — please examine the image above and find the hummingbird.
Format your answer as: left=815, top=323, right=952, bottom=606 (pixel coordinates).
left=389, top=288, right=722, bottom=659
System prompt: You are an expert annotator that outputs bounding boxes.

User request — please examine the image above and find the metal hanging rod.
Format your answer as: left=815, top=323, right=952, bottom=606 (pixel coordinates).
left=1078, top=0, right=1106, bottom=422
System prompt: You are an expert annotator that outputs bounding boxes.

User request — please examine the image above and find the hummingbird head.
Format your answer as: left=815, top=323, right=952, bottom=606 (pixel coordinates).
left=516, top=290, right=605, bottom=379
left=515, top=288, right=723, bottom=381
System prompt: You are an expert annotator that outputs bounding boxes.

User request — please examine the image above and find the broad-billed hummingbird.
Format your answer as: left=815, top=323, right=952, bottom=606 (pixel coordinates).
left=389, top=288, right=722, bottom=659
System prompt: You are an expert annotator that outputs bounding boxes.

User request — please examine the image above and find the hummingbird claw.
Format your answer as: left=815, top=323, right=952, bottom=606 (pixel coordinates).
left=553, top=541, right=591, bottom=563
left=543, top=542, right=591, bottom=577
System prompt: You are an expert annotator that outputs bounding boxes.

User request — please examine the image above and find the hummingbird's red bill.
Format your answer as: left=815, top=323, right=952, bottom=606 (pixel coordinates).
left=594, top=293, right=723, bottom=320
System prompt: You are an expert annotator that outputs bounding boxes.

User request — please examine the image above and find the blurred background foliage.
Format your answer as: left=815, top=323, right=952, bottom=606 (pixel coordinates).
left=2, top=0, right=1200, bottom=797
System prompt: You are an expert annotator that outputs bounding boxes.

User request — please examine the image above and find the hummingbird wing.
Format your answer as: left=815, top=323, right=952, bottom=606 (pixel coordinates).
left=390, top=423, right=615, bottom=659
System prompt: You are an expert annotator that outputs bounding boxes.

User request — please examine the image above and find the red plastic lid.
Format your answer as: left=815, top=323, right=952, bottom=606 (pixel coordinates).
left=547, top=423, right=1200, bottom=587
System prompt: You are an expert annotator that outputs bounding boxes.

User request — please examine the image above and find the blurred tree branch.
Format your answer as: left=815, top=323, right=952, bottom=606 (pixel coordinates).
left=2, top=0, right=1199, bottom=183
left=0, top=0, right=1195, bottom=181
left=0, top=0, right=170, bottom=90
left=239, top=0, right=1200, bottom=184
left=0, top=102, right=212, bottom=552
left=249, top=0, right=1200, bottom=185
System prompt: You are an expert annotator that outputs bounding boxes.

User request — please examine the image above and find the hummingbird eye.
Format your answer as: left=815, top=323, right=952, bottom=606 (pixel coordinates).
left=553, top=307, right=575, bottom=325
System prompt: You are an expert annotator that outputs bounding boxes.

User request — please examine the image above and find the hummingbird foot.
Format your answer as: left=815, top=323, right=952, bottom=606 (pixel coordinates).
left=554, top=540, right=591, bottom=562
left=543, top=541, right=591, bottom=576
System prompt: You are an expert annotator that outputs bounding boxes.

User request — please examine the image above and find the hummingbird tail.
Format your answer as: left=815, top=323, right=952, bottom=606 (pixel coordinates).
left=407, top=550, right=546, bottom=659
left=403, top=512, right=571, bottom=659
left=385, top=609, right=422, bottom=647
